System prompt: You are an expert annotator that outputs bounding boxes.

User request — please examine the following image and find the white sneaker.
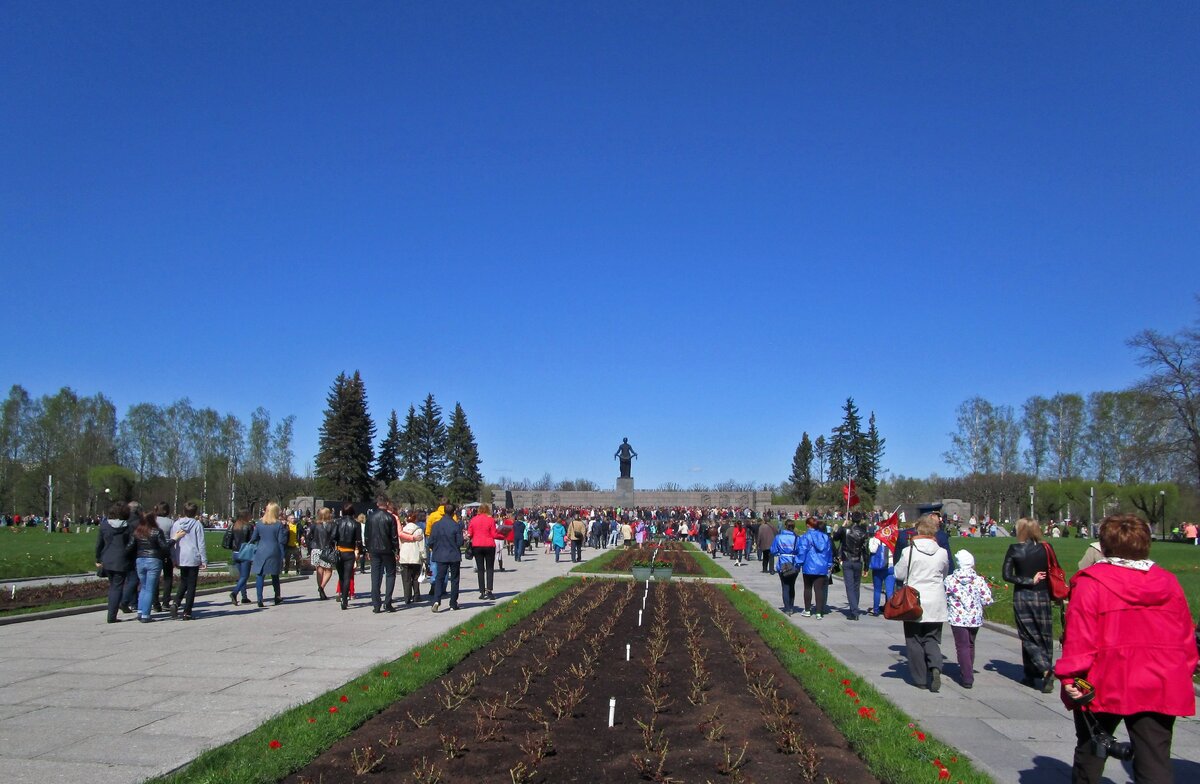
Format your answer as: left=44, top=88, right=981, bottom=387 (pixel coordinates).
left=801, top=610, right=812, bottom=618
left=814, top=613, right=823, bottom=620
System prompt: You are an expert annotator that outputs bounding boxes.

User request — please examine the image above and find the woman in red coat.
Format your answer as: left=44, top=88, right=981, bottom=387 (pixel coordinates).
left=1055, top=514, right=1197, bottom=783
left=731, top=521, right=748, bottom=566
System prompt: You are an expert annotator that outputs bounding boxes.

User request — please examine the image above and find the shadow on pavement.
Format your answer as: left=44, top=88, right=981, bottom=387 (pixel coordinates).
left=1019, top=755, right=1072, bottom=784
left=983, top=657, right=1027, bottom=683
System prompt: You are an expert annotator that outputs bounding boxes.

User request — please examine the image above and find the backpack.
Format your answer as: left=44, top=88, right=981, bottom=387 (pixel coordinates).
left=869, top=538, right=888, bottom=570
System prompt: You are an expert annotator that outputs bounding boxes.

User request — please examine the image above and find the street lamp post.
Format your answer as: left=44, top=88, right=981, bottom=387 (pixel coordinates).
left=1159, top=490, right=1167, bottom=541
left=1089, top=486, right=1095, bottom=537
left=1029, top=485, right=1035, bottom=520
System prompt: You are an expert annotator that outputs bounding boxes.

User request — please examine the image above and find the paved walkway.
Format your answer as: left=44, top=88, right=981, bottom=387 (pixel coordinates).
left=725, top=558, right=1200, bottom=784
left=0, top=545, right=599, bottom=784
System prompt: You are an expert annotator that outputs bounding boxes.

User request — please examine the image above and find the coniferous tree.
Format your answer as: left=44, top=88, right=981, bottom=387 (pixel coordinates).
left=415, top=393, right=447, bottom=494
left=398, top=405, right=420, bottom=482
left=375, top=409, right=401, bottom=486
left=444, top=402, right=483, bottom=503
left=314, top=371, right=376, bottom=502
left=813, top=435, right=828, bottom=484
left=789, top=432, right=814, bottom=502
left=829, top=397, right=864, bottom=484
left=861, top=412, right=886, bottom=497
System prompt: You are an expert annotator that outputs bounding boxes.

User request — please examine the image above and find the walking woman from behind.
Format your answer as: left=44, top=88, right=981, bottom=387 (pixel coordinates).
left=1055, top=514, right=1198, bottom=783
left=169, top=502, right=208, bottom=620
left=95, top=502, right=134, bottom=623
left=894, top=514, right=952, bottom=692
left=770, top=520, right=802, bottom=614
left=398, top=512, right=426, bottom=605
left=467, top=503, right=501, bottom=600
left=307, top=507, right=336, bottom=600
left=131, top=510, right=169, bottom=622
left=226, top=511, right=255, bottom=605
left=331, top=502, right=363, bottom=610
left=796, top=517, right=833, bottom=618
left=1003, top=517, right=1057, bottom=692
left=249, top=501, right=287, bottom=608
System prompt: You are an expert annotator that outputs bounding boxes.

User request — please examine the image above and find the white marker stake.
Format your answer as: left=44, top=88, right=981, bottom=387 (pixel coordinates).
left=638, top=609, right=643, bottom=626
left=9, top=585, right=14, bottom=599
left=608, top=698, right=616, bottom=727
left=626, top=643, right=630, bottom=661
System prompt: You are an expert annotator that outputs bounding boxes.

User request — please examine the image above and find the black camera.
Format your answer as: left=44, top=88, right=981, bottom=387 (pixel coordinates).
left=1087, top=727, right=1135, bottom=761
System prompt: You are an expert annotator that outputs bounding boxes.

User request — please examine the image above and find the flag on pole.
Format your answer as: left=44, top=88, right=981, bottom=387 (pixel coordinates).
left=875, top=509, right=899, bottom=552
left=842, top=479, right=860, bottom=508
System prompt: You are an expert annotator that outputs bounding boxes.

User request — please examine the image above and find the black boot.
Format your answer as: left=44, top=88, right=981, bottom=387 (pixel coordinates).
left=318, top=585, right=327, bottom=601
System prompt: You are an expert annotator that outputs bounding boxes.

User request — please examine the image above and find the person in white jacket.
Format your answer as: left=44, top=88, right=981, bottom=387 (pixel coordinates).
left=893, top=515, right=951, bottom=692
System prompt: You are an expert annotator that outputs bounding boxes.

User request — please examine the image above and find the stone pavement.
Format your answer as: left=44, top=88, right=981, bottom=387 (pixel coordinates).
left=0, top=544, right=599, bottom=784
left=726, top=557, right=1200, bottom=784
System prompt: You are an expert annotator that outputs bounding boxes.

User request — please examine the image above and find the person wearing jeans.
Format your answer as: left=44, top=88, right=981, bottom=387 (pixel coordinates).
left=834, top=512, right=870, bottom=620
left=551, top=519, right=566, bottom=562
left=429, top=512, right=464, bottom=612
left=167, top=503, right=207, bottom=620
left=568, top=515, right=587, bottom=562
left=152, top=503, right=175, bottom=612
left=132, top=512, right=169, bottom=622
left=868, top=535, right=896, bottom=616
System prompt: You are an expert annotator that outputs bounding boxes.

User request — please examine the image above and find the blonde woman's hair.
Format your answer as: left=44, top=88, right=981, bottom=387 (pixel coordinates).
left=1016, top=517, right=1043, bottom=543
left=262, top=502, right=281, bottom=524
left=317, top=507, right=333, bottom=522
left=915, top=514, right=940, bottom=537
left=478, top=503, right=491, bottom=516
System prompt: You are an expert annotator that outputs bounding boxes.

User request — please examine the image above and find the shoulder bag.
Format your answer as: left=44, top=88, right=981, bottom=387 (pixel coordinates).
left=883, top=545, right=923, bottom=621
left=235, top=541, right=257, bottom=563
left=1043, top=542, right=1069, bottom=601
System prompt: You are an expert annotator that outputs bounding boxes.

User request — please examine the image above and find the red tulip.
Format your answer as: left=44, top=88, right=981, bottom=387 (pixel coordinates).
left=268, top=740, right=281, bottom=749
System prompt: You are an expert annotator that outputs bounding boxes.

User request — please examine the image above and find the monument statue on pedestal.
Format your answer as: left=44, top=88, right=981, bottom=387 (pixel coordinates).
left=614, top=437, right=638, bottom=479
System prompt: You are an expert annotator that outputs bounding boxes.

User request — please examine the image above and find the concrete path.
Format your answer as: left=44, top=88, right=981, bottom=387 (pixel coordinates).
left=0, top=545, right=599, bottom=784
left=725, top=558, right=1200, bottom=784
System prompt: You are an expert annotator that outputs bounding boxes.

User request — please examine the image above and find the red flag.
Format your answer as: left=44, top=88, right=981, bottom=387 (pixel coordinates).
left=875, top=511, right=899, bottom=552
left=842, top=480, right=860, bottom=508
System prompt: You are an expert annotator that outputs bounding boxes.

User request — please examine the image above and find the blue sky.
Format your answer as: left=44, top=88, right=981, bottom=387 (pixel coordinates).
left=2, top=3, right=1197, bottom=489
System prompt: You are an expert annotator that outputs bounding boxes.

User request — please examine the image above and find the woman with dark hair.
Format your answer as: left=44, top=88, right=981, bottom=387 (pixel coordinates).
left=226, top=511, right=255, bottom=605
left=770, top=520, right=802, bottom=614
left=796, top=517, right=833, bottom=618
left=307, top=507, right=336, bottom=600
left=132, top=511, right=170, bottom=622
left=467, top=503, right=500, bottom=600
left=331, top=501, right=363, bottom=610
left=249, top=502, right=287, bottom=609
left=1003, top=518, right=1058, bottom=692
left=94, top=501, right=134, bottom=624
left=1056, top=514, right=1197, bottom=783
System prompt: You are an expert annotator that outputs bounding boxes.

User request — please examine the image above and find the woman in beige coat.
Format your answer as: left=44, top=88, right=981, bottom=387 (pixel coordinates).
left=397, top=513, right=426, bottom=605
left=894, top=515, right=952, bottom=692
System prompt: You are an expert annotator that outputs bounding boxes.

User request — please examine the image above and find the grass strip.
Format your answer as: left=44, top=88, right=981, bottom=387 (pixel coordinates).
left=151, top=576, right=574, bottom=784
left=571, top=541, right=732, bottom=579
left=0, top=578, right=246, bottom=619
left=722, top=584, right=996, bottom=784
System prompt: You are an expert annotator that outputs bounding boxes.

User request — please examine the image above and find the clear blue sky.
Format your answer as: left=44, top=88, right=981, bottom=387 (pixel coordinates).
left=3, top=3, right=1197, bottom=489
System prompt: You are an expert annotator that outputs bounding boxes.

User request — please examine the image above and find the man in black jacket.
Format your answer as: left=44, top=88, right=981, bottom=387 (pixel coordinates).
left=834, top=512, right=871, bottom=620
left=365, top=495, right=399, bottom=613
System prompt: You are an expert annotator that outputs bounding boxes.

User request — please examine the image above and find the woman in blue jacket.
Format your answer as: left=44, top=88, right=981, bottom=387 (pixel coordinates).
left=796, top=517, right=833, bottom=618
left=249, top=502, right=288, bottom=608
left=770, top=520, right=802, bottom=614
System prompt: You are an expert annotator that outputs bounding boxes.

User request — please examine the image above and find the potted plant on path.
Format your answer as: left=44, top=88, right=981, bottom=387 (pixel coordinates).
left=631, top=557, right=654, bottom=582
left=650, top=559, right=673, bottom=581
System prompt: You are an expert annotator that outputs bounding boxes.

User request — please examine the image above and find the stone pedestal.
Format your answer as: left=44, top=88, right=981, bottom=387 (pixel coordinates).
left=615, top=476, right=635, bottom=507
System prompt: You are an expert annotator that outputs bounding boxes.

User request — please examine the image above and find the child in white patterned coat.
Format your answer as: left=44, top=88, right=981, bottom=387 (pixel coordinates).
left=943, top=549, right=993, bottom=688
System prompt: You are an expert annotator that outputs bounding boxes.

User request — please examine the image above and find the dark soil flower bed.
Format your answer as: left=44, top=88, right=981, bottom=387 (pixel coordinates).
left=0, top=574, right=232, bottom=613
left=602, top=541, right=710, bottom=575
left=285, top=580, right=878, bottom=784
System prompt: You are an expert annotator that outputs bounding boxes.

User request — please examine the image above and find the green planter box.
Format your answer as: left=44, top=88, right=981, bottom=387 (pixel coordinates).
left=652, top=567, right=673, bottom=581
left=631, top=566, right=653, bottom=581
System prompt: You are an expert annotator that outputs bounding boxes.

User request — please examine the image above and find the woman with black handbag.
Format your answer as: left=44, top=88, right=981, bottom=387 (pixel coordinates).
left=307, top=507, right=336, bottom=600
left=894, top=515, right=951, bottom=692
left=770, top=521, right=802, bottom=614
left=226, top=511, right=255, bottom=605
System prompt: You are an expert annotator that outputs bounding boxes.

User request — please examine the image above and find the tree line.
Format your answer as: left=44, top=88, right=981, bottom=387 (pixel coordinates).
left=787, top=397, right=886, bottom=505
left=313, top=371, right=483, bottom=507
left=0, top=385, right=301, bottom=519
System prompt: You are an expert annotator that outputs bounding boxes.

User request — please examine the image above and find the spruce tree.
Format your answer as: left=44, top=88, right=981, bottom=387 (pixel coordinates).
left=399, top=405, right=420, bottom=482
left=789, top=432, right=814, bottom=502
left=813, top=435, right=828, bottom=484
left=375, top=409, right=401, bottom=486
left=314, top=371, right=376, bottom=502
left=415, top=393, right=447, bottom=494
left=829, top=397, right=864, bottom=484
left=444, top=402, right=483, bottom=503
left=861, top=411, right=886, bottom=497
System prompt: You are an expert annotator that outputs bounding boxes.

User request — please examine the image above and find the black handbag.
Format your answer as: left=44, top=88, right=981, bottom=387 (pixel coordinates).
left=96, top=567, right=108, bottom=578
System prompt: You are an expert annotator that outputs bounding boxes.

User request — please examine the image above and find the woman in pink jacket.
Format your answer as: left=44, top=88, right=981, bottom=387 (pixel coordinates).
left=1055, top=514, right=1197, bottom=783
left=466, top=503, right=501, bottom=601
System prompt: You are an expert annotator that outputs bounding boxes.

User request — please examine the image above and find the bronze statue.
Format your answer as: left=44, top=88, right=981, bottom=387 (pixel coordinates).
left=614, top=437, right=638, bottom=478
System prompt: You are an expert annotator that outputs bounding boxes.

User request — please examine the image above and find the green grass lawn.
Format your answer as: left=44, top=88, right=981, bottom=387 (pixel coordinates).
left=945, top=536, right=1200, bottom=630
left=571, top=540, right=733, bottom=578
left=0, top=529, right=230, bottom=579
